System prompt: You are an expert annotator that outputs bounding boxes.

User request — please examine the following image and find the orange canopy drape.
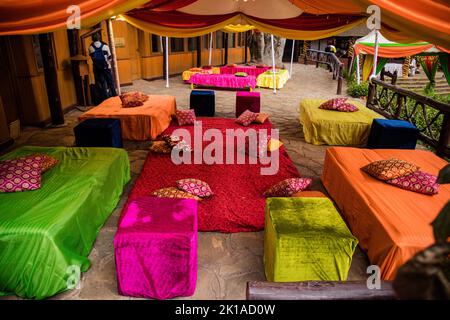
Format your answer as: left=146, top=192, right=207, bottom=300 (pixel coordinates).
left=0, top=0, right=149, bottom=35
left=290, top=0, right=450, bottom=51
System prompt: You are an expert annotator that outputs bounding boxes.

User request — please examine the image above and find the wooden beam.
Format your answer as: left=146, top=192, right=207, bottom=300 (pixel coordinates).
left=106, top=19, right=121, bottom=95
left=244, top=31, right=248, bottom=64
left=196, top=36, right=202, bottom=67
left=246, top=281, right=396, bottom=300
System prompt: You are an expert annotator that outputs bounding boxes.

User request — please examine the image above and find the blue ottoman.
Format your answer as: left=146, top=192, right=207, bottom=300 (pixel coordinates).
left=190, top=90, right=215, bottom=117
left=367, top=119, right=419, bottom=149
left=74, top=118, right=123, bottom=148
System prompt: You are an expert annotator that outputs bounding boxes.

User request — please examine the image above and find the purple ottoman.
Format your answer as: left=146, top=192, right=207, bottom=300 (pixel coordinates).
left=236, top=91, right=261, bottom=117
left=114, top=196, right=198, bottom=300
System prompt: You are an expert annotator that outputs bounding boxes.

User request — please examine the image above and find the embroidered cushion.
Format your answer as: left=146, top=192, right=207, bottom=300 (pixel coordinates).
left=337, top=102, right=359, bottom=112
left=267, top=138, right=283, bottom=152
left=149, top=141, right=172, bottom=154
left=319, top=98, right=348, bottom=111
left=235, top=109, right=258, bottom=126
left=362, top=158, right=419, bottom=181
left=0, top=155, right=44, bottom=193
left=189, top=67, right=203, bottom=72
left=176, top=109, right=196, bottom=126
left=176, top=178, right=213, bottom=198
left=263, top=178, right=312, bottom=197
left=120, top=91, right=149, bottom=108
left=29, top=153, right=59, bottom=173
left=235, top=72, right=248, bottom=77
left=255, top=113, right=270, bottom=124
left=387, top=171, right=439, bottom=195
left=151, top=187, right=201, bottom=201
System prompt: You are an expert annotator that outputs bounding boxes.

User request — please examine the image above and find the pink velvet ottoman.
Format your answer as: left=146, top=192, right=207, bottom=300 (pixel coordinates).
left=236, top=91, right=261, bottom=117
left=114, top=196, right=198, bottom=300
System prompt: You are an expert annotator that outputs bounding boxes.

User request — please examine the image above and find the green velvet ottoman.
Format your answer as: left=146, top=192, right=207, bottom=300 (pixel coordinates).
left=264, top=197, right=358, bottom=282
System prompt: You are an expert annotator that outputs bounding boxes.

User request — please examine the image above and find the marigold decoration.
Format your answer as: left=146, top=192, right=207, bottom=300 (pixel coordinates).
left=402, top=56, right=411, bottom=78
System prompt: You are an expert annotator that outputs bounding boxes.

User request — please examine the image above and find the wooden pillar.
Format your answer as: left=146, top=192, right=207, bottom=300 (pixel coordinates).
left=244, top=31, right=248, bottom=64
left=224, top=33, right=229, bottom=65
left=39, top=33, right=65, bottom=126
left=162, top=37, right=168, bottom=81
left=107, top=19, right=120, bottom=95
left=196, top=36, right=202, bottom=67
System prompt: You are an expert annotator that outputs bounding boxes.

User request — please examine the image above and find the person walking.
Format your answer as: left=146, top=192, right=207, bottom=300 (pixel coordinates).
left=88, top=32, right=117, bottom=102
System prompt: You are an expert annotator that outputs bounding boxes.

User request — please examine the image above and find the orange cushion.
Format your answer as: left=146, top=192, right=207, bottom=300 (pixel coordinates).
left=255, top=113, right=270, bottom=124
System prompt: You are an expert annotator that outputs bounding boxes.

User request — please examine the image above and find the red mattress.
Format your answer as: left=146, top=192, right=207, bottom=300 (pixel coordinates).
left=124, top=118, right=300, bottom=232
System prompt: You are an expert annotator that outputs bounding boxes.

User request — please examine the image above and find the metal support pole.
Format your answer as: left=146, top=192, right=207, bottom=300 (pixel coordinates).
left=107, top=19, right=121, bottom=95
left=208, top=32, right=213, bottom=66
left=356, top=53, right=361, bottom=85
left=270, top=34, right=277, bottom=94
left=165, top=36, right=169, bottom=88
left=289, top=39, right=295, bottom=79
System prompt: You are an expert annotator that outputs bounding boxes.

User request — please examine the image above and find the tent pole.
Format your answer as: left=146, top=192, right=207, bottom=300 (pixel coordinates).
left=208, top=32, right=213, bottom=66
left=356, top=53, right=361, bottom=84
left=107, top=19, right=121, bottom=95
left=371, top=29, right=380, bottom=79
left=165, top=36, right=169, bottom=88
left=289, top=39, right=295, bottom=79
left=271, top=34, right=276, bottom=94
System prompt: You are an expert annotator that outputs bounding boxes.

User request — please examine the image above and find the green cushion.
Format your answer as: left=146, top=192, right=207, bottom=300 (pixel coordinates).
left=264, top=197, right=358, bottom=282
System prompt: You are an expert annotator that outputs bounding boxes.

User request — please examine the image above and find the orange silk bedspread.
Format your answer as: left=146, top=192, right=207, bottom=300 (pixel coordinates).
left=322, top=147, right=449, bottom=280
left=79, top=95, right=176, bottom=140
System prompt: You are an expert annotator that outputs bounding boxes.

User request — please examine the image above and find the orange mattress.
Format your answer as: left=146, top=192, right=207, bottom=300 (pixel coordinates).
left=322, top=147, right=449, bottom=280
left=79, top=96, right=176, bottom=140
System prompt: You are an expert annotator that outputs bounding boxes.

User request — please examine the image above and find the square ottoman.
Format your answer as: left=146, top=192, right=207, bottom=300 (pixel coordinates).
left=264, top=197, right=358, bottom=282
left=114, top=196, right=198, bottom=300
left=74, top=118, right=123, bottom=148
left=236, top=91, right=261, bottom=117
left=367, top=119, right=419, bottom=149
left=190, top=90, right=215, bottom=117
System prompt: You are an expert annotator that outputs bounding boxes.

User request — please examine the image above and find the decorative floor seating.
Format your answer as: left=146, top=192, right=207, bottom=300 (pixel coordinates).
left=235, top=91, right=261, bottom=117
left=190, top=90, right=215, bottom=117
left=367, top=119, right=419, bottom=149
left=74, top=118, right=123, bottom=148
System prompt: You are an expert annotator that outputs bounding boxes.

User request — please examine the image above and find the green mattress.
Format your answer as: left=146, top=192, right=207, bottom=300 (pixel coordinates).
left=0, top=146, right=130, bottom=299
left=264, top=197, right=358, bottom=282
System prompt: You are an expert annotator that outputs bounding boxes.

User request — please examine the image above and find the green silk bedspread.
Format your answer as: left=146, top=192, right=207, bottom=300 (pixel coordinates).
left=264, top=197, right=358, bottom=282
left=0, top=146, right=130, bottom=299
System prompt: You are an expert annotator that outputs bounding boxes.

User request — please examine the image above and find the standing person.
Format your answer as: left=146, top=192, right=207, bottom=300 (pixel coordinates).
left=325, top=40, right=337, bottom=54
left=88, top=32, right=117, bottom=102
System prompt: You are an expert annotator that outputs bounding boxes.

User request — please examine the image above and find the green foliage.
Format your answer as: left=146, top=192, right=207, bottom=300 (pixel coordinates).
left=423, top=82, right=436, bottom=96
left=347, top=81, right=369, bottom=98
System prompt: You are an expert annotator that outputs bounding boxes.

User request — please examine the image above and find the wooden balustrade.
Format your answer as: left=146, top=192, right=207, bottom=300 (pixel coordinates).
left=367, top=78, right=450, bottom=157
left=304, top=49, right=344, bottom=95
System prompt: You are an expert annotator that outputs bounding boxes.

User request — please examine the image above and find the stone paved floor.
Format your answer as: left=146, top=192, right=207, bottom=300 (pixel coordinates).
left=2, top=64, right=370, bottom=300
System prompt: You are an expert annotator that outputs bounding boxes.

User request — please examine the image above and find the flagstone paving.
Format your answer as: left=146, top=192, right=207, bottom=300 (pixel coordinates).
left=3, top=64, right=371, bottom=300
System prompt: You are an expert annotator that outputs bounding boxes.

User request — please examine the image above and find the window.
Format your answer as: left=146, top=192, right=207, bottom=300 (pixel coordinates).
left=203, top=34, right=210, bottom=49
left=151, top=34, right=161, bottom=53
left=170, top=38, right=185, bottom=52
left=227, top=33, right=235, bottom=48
left=215, top=31, right=224, bottom=49
left=237, top=33, right=243, bottom=47
left=188, top=37, right=198, bottom=51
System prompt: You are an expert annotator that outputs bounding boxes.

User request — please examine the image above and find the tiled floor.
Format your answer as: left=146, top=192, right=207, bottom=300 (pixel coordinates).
left=2, top=63, right=370, bottom=300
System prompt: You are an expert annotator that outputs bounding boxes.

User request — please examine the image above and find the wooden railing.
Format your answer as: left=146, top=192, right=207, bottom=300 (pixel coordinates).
left=367, top=78, right=450, bottom=157
left=304, top=49, right=344, bottom=94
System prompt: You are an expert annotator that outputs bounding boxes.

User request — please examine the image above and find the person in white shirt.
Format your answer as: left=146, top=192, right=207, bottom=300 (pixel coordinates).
left=88, top=32, right=116, bottom=100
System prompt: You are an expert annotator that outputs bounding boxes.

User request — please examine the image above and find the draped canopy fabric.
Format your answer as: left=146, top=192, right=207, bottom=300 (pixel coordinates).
left=0, top=0, right=149, bottom=35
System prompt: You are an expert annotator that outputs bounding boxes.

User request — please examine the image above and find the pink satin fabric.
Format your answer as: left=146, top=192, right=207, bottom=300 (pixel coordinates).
left=220, top=66, right=270, bottom=77
left=114, top=196, right=198, bottom=300
left=189, top=74, right=257, bottom=89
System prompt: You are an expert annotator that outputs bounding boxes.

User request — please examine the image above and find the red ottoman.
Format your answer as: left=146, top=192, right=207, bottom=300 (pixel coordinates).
left=114, top=196, right=198, bottom=300
left=235, top=91, right=261, bottom=117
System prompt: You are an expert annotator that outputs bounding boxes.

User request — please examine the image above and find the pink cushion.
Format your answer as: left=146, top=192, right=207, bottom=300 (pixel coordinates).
left=235, top=109, right=258, bottom=126
left=0, top=155, right=44, bottom=193
left=263, top=177, right=312, bottom=197
left=176, top=109, right=196, bottom=126
left=337, top=102, right=359, bottom=112
left=386, top=170, right=439, bottom=195
left=319, top=98, right=348, bottom=110
left=176, top=178, right=213, bottom=198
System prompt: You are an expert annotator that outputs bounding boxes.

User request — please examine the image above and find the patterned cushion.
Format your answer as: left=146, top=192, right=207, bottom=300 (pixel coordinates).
left=255, top=113, right=270, bottom=124
left=362, top=158, right=419, bottom=181
left=149, top=141, right=172, bottom=154
left=161, top=134, right=181, bottom=148
left=337, top=102, right=359, bottom=112
left=387, top=171, right=439, bottom=195
left=263, top=178, right=312, bottom=197
left=189, top=67, right=203, bottom=72
left=120, top=91, right=149, bottom=108
left=235, top=109, right=258, bottom=126
left=0, top=155, right=44, bottom=193
left=176, top=178, right=213, bottom=198
left=319, top=98, right=348, bottom=111
left=30, top=153, right=59, bottom=173
left=267, top=138, right=283, bottom=152
left=227, top=63, right=237, bottom=67
left=176, top=109, right=196, bottom=126
left=151, top=187, right=201, bottom=201
left=235, top=72, right=248, bottom=77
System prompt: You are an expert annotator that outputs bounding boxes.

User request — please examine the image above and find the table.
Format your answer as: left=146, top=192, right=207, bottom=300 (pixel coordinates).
left=182, top=67, right=220, bottom=81
left=257, top=69, right=290, bottom=89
